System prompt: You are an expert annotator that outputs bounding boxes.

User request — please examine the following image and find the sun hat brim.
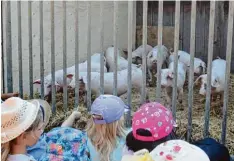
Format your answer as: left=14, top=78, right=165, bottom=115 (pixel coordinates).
left=1, top=98, right=40, bottom=143
left=28, top=99, right=52, bottom=128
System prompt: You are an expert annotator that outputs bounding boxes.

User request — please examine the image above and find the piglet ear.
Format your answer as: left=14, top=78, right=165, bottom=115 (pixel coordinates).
left=168, top=71, right=174, bottom=79
left=33, top=79, right=41, bottom=84
left=67, top=74, right=73, bottom=79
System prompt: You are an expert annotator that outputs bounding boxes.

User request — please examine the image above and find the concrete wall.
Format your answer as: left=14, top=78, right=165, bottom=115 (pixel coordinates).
left=2, top=1, right=136, bottom=94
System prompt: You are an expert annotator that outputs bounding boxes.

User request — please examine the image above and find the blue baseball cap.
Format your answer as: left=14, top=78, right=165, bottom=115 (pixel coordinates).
left=91, top=95, right=130, bottom=124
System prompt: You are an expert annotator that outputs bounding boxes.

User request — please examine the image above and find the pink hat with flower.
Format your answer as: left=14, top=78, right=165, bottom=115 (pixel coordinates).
left=132, top=102, right=176, bottom=141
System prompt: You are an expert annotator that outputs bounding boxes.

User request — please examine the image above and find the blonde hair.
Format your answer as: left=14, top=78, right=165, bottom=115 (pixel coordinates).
left=86, top=116, right=126, bottom=161
left=1, top=109, right=43, bottom=161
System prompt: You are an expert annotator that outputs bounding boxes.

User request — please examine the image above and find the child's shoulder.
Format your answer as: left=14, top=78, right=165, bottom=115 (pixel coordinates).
left=7, top=154, right=36, bottom=161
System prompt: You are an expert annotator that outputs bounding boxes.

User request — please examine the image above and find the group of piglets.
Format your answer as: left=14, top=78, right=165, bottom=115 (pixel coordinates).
left=33, top=44, right=226, bottom=107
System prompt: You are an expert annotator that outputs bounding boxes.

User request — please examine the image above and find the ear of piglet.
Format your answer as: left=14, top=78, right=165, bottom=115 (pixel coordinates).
left=33, top=79, right=41, bottom=84
left=168, top=71, right=174, bottom=79
left=67, top=74, right=73, bottom=79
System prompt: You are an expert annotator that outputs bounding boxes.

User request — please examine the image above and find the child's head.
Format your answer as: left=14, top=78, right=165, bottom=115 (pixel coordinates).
left=126, top=102, right=177, bottom=152
left=86, top=94, right=129, bottom=161
left=150, top=140, right=210, bottom=161
left=1, top=97, right=44, bottom=161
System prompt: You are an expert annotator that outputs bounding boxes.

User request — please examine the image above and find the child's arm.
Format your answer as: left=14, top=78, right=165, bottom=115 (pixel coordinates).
left=1, top=92, right=19, bottom=100
left=61, top=111, right=81, bottom=127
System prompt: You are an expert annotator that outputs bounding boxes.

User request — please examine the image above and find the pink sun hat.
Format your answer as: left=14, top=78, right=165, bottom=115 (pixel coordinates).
left=132, top=102, right=176, bottom=141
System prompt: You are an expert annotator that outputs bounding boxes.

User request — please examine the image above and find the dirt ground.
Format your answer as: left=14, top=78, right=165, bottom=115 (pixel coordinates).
left=26, top=74, right=234, bottom=154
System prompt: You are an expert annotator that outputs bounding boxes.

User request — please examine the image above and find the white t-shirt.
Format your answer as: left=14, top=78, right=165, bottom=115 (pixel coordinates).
left=7, top=154, right=36, bottom=161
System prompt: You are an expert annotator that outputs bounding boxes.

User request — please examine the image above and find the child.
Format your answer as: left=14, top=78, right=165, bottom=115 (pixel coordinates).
left=1, top=97, right=44, bottom=161
left=124, top=102, right=231, bottom=161
left=86, top=94, right=131, bottom=161
left=122, top=140, right=210, bottom=161
left=1, top=97, right=90, bottom=161
left=124, top=102, right=177, bottom=154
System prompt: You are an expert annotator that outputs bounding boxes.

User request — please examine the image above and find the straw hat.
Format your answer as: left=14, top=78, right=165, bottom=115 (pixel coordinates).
left=28, top=99, right=52, bottom=129
left=1, top=97, right=40, bottom=143
left=150, top=140, right=210, bottom=161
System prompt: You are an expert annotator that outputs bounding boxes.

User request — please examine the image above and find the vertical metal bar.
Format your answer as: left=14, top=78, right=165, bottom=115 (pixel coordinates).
left=100, top=1, right=104, bottom=95
left=62, top=1, right=68, bottom=110
left=1, top=1, right=5, bottom=94
left=141, top=1, right=147, bottom=104
left=126, top=1, right=133, bottom=127
left=113, top=1, right=118, bottom=96
left=6, top=1, right=13, bottom=93
left=221, top=1, right=234, bottom=144
left=172, top=1, right=180, bottom=120
left=156, top=1, right=163, bottom=102
left=28, top=1, right=33, bottom=99
left=87, top=2, right=92, bottom=110
left=51, top=1, right=56, bottom=113
left=204, top=1, right=216, bottom=137
left=187, top=1, right=196, bottom=141
left=18, top=1, right=23, bottom=98
left=39, top=1, right=44, bottom=100
left=75, top=1, right=79, bottom=109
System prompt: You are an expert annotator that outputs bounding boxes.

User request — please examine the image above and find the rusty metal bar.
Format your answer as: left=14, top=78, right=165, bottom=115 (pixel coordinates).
left=100, top=1, right=104, bottom=95
left=156, top=1, right=163, bottom=102
left=126, top=1, right=133, bottom=127
left=87, top=2, right=92, bottom=110
left=6, top=1, right=13, bottom=93
left=28, top=1, right=33, bottom=99
left=187, top=1, right=196, bottom=141
left=75, top=1, right=79, bottom=109
left=204, top=1, right=216, bottom=137
left=62, top=1, right=68, bottom=110
left=113, top=1, right=118, bottom=96
left=51, top=1, right=56, bottom=113
left=172, top=1, right=180, bottom=120
left=39, top=1, right=44, bottom=99
left=18, top=1, right=23, bottom=98
left=141, top=1, right=147, bottom=104
left=221, top=1, right=234, bottom=144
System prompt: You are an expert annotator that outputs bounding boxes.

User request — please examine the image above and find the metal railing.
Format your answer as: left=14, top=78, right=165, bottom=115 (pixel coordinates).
left=2, top=1, right=233, bottom=144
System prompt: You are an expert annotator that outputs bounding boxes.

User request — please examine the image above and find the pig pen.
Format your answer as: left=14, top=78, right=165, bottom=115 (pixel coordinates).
left=24, top=74, right=234, bottom=154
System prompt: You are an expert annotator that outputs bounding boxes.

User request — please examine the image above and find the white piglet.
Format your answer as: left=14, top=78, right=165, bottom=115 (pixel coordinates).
left=147, top=45, right=169, bottom=83
left=158, top=61, right=187, bottom=107
left=122, top=44, right=153, bottom=64
left=170, top=50, right=206, bottom=76
left=105, top=46, right=140, bottom=72
left=33, top=53, right=107, bottom=98
left=194, top=58, right=226, bottom=104
left=76, top=66, right=147, bottom=99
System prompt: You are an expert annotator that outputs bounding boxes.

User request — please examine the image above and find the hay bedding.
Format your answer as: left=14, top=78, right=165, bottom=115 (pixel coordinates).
left=25, top=74, right=234, bottom=154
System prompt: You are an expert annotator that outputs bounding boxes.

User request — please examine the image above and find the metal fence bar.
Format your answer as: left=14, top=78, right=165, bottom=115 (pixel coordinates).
left=51, top=1, right=56, bottom=113
left=18, top=1, right=23, bottom=98
left=126, top=1, right=133, bottom=127
left=156, top=1, right=163, bottom=102
left=39, top=1, right=44, bottom=100
left=6, top=1, right=13, bottom=93
left=113, top=1, right=118, bottom=96
left=187, top=1, right=196, bottom=141
left=62, top=1, right=68, bottom=110
left=100, top=1, right=104, bottom=95
left=87, top=2, right=92, bottom=110
left=141, top=1, right=147, bottom=104
left=204, top=1, right=216, bottom=137
left=172, top=1, right=180, bottom=120
left=75, top=1, right=79, bottom=109
left=28, top=1, right=33, bottom=99
left=1, top=1, right=5, bottom=94
left=221, top=1, right=234, bottom=144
